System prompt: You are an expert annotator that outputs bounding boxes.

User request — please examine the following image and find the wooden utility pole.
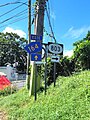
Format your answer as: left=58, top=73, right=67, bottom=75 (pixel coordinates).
left=29, top=0, right=46, bottom=96
left=26, top=0, right=31, bottom=90
left=34, top=0, right=46, bottom=35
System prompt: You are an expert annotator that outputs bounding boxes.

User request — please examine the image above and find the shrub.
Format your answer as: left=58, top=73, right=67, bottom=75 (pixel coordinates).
left=0, top=85, right=17, bottom=96
left=40, top=57, right=75, bottom=86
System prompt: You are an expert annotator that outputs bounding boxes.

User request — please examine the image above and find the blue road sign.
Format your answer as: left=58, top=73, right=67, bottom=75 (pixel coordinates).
left=24, top=42, right=42, bottom=54
left=31, top=54, right=42, bottom=61
left=31, top=34, right=42, bottom=41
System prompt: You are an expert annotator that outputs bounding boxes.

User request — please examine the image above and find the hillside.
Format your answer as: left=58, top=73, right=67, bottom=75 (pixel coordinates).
left=0, top=71, right=90, bottom=120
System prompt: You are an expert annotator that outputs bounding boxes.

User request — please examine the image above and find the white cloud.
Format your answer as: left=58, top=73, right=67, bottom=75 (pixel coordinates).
left=2, top=27, right=27, bottom=38
left=63, top=26, right=90, bottom=39
left=64, top=50, right=73, bottom=57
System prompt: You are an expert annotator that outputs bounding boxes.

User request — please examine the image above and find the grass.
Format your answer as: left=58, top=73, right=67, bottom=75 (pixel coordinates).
left=0, top=70, right=90, bottom=120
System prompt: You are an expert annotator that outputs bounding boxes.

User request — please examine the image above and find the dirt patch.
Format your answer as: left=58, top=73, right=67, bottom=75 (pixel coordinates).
left=0, top=111, right=7, bottom=120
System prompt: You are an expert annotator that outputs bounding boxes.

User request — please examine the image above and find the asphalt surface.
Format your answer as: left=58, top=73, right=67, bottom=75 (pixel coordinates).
left=12, top=80, right=26, bottom=89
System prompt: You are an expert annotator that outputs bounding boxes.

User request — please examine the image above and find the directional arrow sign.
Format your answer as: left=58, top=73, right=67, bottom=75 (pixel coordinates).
left=51, top=56, right=60, bottom=62
left=31, top=54, right=42, bottom=61
left=24, top=42, right=42, bottom=54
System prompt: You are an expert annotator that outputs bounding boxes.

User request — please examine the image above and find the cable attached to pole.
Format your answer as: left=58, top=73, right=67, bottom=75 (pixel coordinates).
left=45, top=5, right=56, bottom=43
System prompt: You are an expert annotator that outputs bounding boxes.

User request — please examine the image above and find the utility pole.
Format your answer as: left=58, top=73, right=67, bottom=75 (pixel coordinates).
left=34, top=0, right=46, bottom=35
left=29, top=0, right=46, bottom=96
left=26, top=0, right=31, bottom=90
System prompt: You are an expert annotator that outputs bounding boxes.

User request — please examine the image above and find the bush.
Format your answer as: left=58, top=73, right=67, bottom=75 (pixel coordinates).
left=40, top=57, right=75, bottom=86
left=0, top=85, right=17, bottom=96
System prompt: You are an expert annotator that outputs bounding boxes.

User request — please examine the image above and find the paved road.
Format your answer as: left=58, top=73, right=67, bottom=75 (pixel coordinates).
left=12, top=80, right=26, bottom=89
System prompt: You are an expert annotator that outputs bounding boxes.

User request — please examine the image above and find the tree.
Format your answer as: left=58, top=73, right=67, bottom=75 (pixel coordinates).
left=0, top=32, right=27, bottom=72
left=73, top=31, right=90, bottom=70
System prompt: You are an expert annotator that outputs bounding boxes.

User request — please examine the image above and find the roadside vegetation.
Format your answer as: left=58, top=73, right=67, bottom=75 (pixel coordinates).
left=0, top=70, right=90, bottom=120
left=0, top=28, right=90, bottom=120
left=0, top=85, right=17, bottom=97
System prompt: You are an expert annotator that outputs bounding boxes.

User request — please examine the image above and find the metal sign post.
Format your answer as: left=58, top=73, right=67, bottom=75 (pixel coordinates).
left=54, top=62, right=56, bottom=87
left=44, top=45, right=48, bottom=95
left=35, top=63, right=37, bottom=101
left=48, top=42, right=63, bottom=87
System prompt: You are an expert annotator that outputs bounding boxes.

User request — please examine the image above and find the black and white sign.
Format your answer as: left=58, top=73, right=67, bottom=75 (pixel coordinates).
left=51, top=56, right=60, bottom=62
left=48, top=42, right=63, bottom=55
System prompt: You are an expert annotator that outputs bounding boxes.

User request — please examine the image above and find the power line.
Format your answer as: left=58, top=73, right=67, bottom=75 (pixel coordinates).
left=0, top=9, right=28, bottom=24
left=45, top=5, right=56, bottom=43
left=0, top=0, right=35, bottom=26
left=0, top=16, right=27, bottom=29
left=0, top=1, right=28, bottom=7
left=47, top=0, right=50, bottom=18
left=0, top=2, right=27, bottom=18
left=48, top=0, right=55, bottom=38
left=0, top=13, right=34, bottom=29
left=15, top=0, right=22, bottom=2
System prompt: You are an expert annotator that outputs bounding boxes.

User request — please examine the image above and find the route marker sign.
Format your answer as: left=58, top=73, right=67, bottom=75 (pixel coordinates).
left=31, top=34, right=42, bottom=41
left=48, top=42, right=63, bottom=55
left=24, top=42, right=42, bottom=54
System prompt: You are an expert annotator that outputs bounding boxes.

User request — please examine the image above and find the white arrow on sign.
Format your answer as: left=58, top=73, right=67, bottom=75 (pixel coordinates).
left=48, top=43, right=63, bottom=54
left=51, top=56, right=60, bottom=62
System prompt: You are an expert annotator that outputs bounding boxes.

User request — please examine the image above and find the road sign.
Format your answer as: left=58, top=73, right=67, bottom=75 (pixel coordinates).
left=31, top=54, right=42, bottom=61
left=31, top=34, right=42, bottom=41
left=24, top=42, right=42, bottom=54
left=51, top=56, right=60, bottom=62
left=48, top=42, right=63, bottom=55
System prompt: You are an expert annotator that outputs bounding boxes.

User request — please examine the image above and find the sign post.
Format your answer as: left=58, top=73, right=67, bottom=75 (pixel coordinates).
left=44, top=45, right=48, bottom=95
left=24, top=34, right=42, bottom=100
left=48, top=42, right=63, bottom=87
left=35, top=63, right=37, bottom=101
left=54, top=62, right=56, bottom=87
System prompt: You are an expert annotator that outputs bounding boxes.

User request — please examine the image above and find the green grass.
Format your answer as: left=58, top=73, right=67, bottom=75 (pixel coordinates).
left=0, top=70, right=90, bottom=120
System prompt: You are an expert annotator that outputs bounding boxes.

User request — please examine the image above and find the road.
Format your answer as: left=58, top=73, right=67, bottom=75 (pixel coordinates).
left=12, top=80, right=26, bottom=89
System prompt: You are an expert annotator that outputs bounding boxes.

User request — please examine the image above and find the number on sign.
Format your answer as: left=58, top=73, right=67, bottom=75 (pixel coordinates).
left=48, top=43, right=63, bottom=55
left=51, top=45, right=61, bottom=52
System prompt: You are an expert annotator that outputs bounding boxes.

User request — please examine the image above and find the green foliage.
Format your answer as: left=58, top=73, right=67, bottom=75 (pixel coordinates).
left=40, top=58, right=54, bottom=85
left=57, top=57, right=75, bottom=76
left=0, top=71, right=90, bottom=120
left=0, top=32, right=27, bottom=72
left=73, top=31, right=90, bottom=70
left=0, top=85, right=17, bottom=96
left=40, top=57, right=75, bottom=86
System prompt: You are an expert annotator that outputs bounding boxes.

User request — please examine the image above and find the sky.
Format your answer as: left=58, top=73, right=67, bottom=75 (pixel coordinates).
left=0, top=0, right=90, bottom=57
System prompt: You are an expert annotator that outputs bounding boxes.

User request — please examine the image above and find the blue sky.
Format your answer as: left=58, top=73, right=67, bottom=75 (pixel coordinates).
left=51, top=0, right=90, bottom=51
left=0, top=0, right=90, bottom=56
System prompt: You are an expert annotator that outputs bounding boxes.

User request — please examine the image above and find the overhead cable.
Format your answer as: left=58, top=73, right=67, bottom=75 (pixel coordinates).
left=0, top=1, right=28, bottom=7
left=0, top=9, right=28, bottom=24
left=0, top=2, right=27, bottom=18
left=0, top=13, right=35, bottom=29
left=45, top=5, right=56, bottom=43
left=0, top=16, right=27, bottom=29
